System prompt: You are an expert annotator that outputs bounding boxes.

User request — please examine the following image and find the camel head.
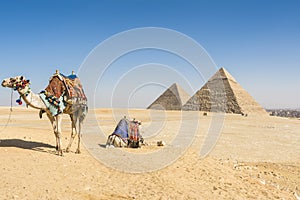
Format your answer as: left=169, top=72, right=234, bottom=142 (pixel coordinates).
left=2, top=76, right=30, bottom=90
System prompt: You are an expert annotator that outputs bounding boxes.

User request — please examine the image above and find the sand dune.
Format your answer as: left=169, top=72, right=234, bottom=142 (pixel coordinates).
left=0, top=107, right=299, bottom=199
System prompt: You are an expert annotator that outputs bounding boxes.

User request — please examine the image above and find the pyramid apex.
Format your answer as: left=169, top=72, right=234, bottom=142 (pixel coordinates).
left=218, top=67, right=228, bottom=73
left=207, top=67, right=237, bottom=82
left=169, top=82, right=179, bottom=88
left=170, top=82, right=178, bottom=86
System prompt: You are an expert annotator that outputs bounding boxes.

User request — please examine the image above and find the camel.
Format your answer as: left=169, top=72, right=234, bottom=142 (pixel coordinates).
left=1, top=74, right=87, bottom=156
left=106, top=117, right=144, bottom=148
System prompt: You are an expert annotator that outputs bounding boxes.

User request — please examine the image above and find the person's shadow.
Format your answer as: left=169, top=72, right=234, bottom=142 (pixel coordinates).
left=0, top=139, right=55, bottom=154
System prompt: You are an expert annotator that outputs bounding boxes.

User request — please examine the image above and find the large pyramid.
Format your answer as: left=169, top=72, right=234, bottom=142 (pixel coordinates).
left=182, top=68, right=267, bottom=115
left=147, top=83, right=191, bottom=110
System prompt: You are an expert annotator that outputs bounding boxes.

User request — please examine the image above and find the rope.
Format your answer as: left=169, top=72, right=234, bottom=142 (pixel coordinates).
left=0, top=89, right=13, bottom=133
left=10, top=89, right=13, bottom=111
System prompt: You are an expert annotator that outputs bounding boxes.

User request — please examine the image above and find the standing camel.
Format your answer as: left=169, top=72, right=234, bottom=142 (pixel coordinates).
left=1, top=74, right=87, bottom=156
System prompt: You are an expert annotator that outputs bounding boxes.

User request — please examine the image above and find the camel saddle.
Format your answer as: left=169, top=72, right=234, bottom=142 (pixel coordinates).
left=45, top=72, right=87, bottom=105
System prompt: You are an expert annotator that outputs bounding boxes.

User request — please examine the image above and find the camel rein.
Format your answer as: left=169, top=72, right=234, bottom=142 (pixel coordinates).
left=0, top=89, right=13, bottom=133
left=10, top=89, right=13, bottom=111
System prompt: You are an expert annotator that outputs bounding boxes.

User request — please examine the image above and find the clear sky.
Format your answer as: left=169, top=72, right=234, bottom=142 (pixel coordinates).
left=0, top=0, right=299, bottom=109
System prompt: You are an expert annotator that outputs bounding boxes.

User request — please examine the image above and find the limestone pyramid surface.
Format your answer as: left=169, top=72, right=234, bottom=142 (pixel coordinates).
left=147, top=83, right=191, bottom=110
left=182, top=68, right=267, bottom=115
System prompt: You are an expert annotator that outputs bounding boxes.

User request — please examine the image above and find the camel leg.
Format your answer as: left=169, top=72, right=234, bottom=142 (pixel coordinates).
left=47, top=113, right=59, bottom=151
left=55, top=114, right=63, bottom=156
left=66, top=114, right=77, bottom=153
left=75, top=117, right=83, bottom=154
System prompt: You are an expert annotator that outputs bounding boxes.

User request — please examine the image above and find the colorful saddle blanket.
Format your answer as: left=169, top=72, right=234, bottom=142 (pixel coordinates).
left=112, top=117, right=130, bottom=142
left=45, top=73, right=87, bottom=100
left=129, top=121, right=140, bottom=142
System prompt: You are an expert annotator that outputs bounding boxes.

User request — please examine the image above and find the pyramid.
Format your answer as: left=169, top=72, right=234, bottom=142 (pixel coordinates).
left=182, top=68, right=267, bottom=115
left=147, top=83, right=191, bottom=110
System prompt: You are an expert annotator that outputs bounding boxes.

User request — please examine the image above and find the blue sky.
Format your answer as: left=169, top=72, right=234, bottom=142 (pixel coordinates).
left=0, top=0, right=299, bottom=108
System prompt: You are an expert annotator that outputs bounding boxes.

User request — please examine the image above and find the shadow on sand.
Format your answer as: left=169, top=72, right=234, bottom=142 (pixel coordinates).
left=0, top=139, right=56, bottom=153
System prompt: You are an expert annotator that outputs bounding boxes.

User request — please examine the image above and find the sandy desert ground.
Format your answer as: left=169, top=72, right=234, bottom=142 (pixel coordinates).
left=0, top=107, right=299, bottom=200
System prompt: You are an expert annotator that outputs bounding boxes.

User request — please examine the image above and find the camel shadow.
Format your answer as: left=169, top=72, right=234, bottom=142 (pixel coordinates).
left=0, top=139, right=56, bottom=153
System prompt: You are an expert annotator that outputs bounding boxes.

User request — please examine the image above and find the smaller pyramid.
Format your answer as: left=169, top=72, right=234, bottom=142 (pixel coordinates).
left=147, top=83, right=190, bottom=110
left=182, top=68, right=267, bottom=115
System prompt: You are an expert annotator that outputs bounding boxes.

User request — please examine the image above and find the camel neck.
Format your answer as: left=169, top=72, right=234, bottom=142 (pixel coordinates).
left=18, top=86, right=47, bottom=110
